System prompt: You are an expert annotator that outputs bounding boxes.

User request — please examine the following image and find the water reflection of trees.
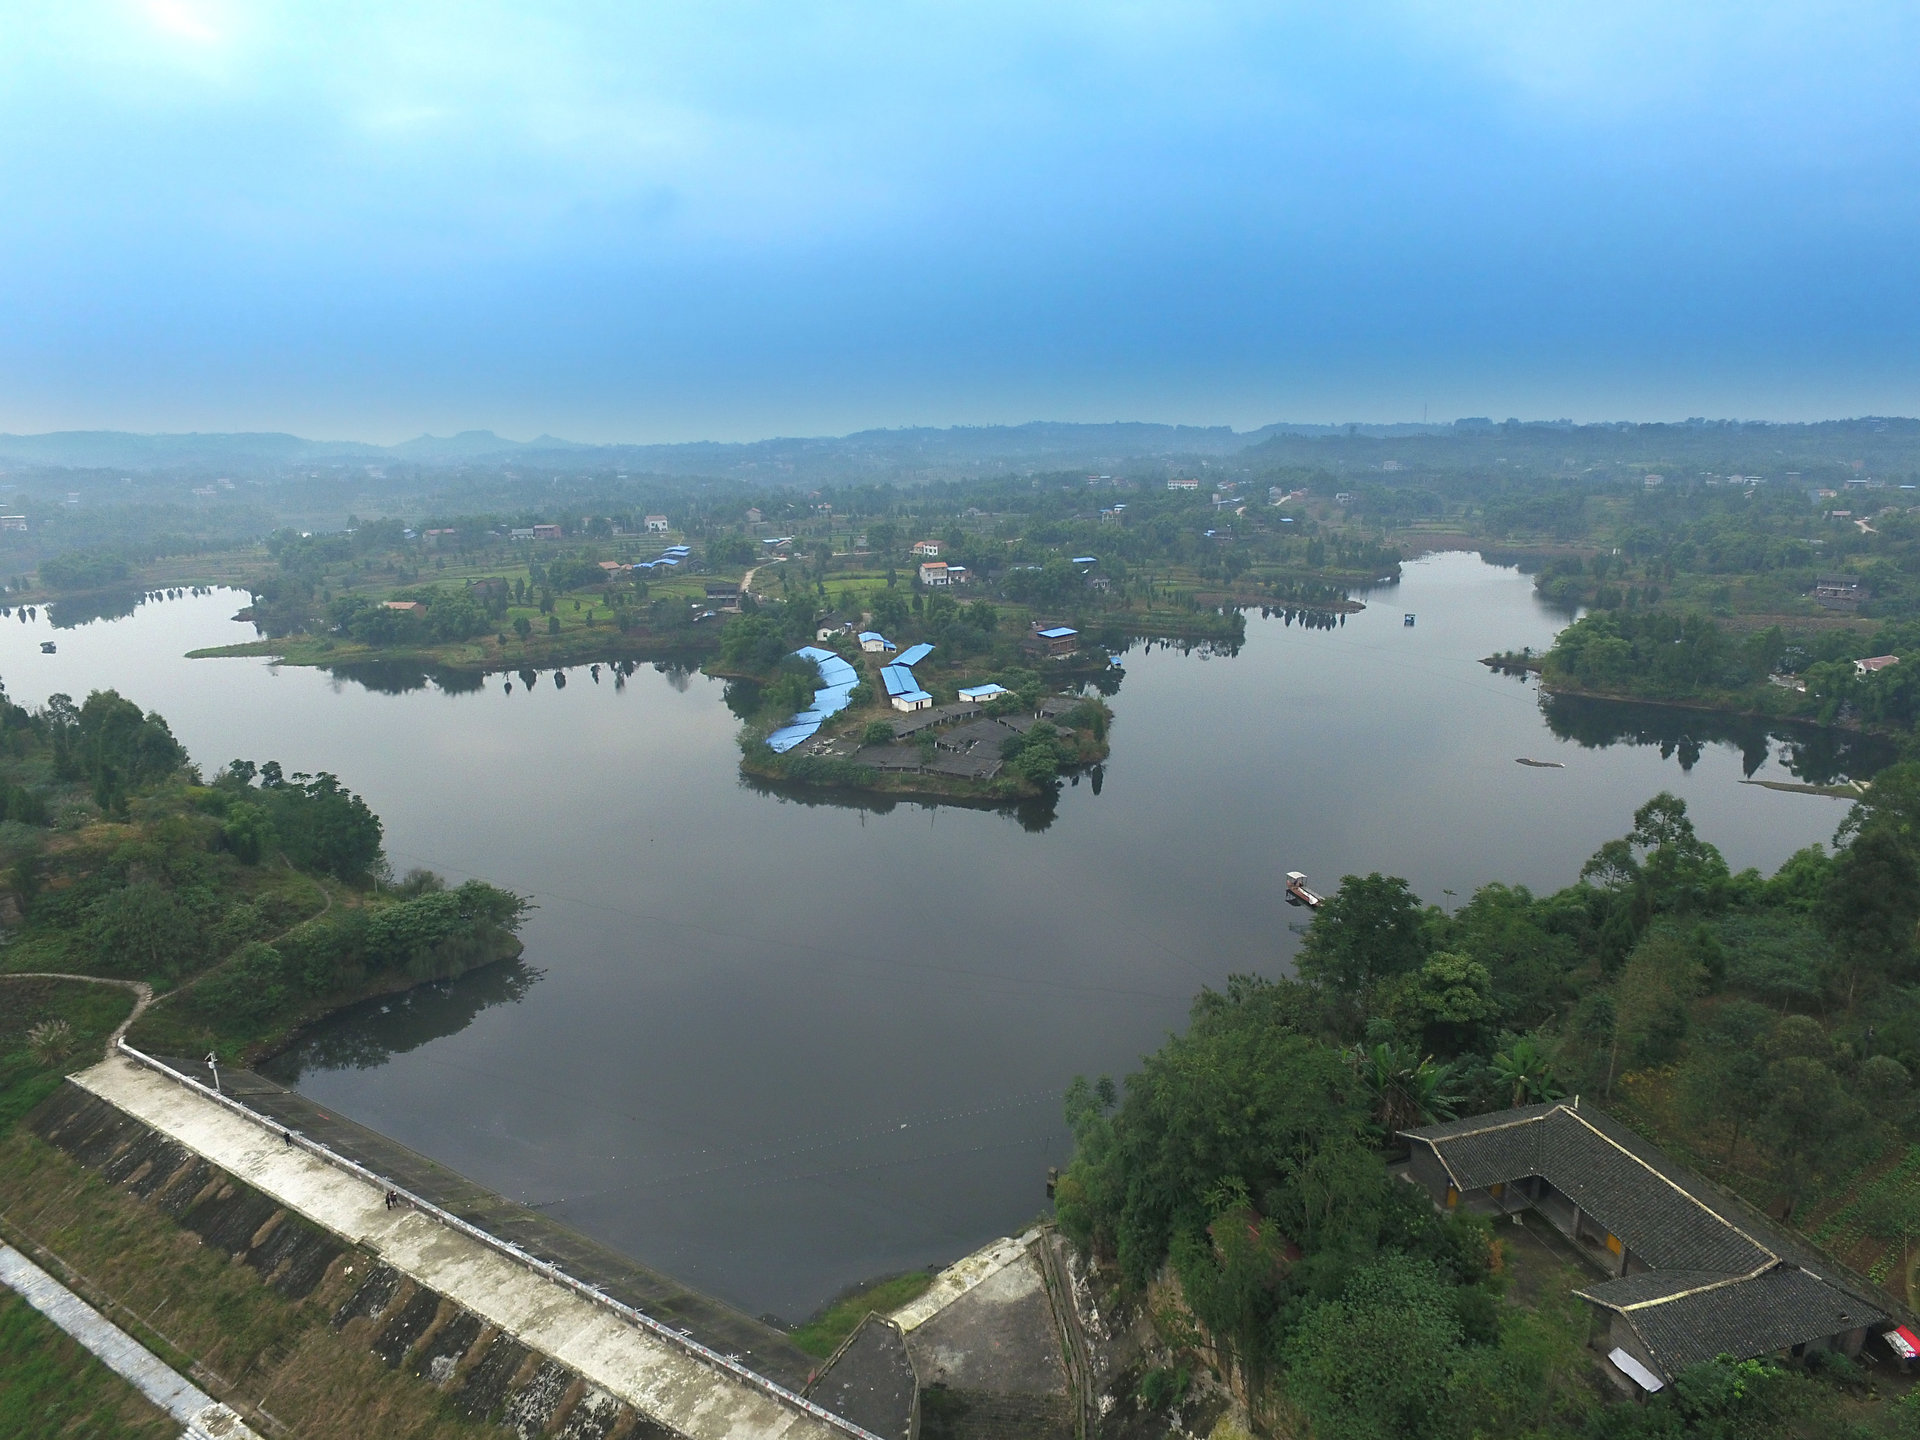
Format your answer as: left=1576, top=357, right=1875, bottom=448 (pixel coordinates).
left=741, top=774, right=1062, bottom=832
left=326, top=661, right=487, bottom=695
left=263, top=958, right=541, bottom=1080
left=48, top=589, right=143, bottom=628
left=1540, top=693, right=1898, bottom=785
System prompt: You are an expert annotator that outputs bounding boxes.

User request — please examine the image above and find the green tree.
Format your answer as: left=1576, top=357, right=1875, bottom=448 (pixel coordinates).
left=1754, top=1018, right=1873, bottom=1216
left=1295, top=873, right=1429, bottom=1006
left=1284, top=1256, right=1464, bottom=1440
left=1386, top=951, right=1500, bottom=1057
left=86, top=880, right=203, bottom=982
left=1818, top=825, right=1920, bottom=999
left=1677, top=1001, right=1771, bottom=1163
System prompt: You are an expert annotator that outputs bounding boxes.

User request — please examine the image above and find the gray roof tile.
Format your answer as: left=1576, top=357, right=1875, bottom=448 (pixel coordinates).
left=1404, top=1102, right=1888, bottom=1378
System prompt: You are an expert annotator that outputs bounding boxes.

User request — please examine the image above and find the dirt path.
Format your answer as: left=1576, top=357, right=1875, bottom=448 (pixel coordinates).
left=2, top=871, right=330, bottom=1059
left=0, top=973, right=152, bottom=1054
left=740, top=556, right=787, bottom=597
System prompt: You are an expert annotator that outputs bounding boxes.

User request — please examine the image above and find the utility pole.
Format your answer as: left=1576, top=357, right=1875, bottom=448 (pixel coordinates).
left=205, top=1051, right=221, bottom=1094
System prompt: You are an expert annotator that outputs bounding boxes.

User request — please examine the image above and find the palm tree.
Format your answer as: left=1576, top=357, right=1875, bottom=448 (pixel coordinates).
left=1350, top=1042, right=1462, bottom=1135
left=1490, top=1037, right=1565, bottom=1107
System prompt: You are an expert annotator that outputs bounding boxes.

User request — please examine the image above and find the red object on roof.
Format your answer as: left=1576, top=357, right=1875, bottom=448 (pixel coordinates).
left=1895, top=1326, right=1920, bottom=1356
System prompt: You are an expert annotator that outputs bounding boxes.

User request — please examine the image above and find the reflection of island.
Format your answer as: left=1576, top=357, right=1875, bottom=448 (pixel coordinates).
left=742, top=768, right=1098, bottom=833
left=261, top=957, right=541, bottom=1081
left=1541, top=693, right=1899, bottom=785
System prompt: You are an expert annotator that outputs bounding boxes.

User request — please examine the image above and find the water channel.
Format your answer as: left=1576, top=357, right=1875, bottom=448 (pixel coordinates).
left=0, top=552, right=1890, bottom=1321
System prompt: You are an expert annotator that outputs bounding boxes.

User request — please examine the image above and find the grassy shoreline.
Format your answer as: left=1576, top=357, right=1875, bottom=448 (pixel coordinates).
left=187, top=631, right=716, bottom=671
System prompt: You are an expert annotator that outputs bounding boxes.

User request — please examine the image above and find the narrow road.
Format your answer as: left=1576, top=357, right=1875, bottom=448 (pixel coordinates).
left=740, top=556, right=787, bottom=597
left=0, top=973, right=153, bottom=1054
left=0, top=1242, right=260, bottom=1440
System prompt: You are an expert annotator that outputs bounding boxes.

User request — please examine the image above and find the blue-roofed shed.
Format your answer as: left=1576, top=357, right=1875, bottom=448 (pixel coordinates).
left=881, top=665, right=915, bottom=697
left=957, top=683, right=1010, bottom=702
left=1026, top=625, right=1080, bottom=657
left=858, top=631, right=894, bottom=653
left=1072, top=556, right=1098, bottom=565
left=894, top=642, right=934, bottom=668
left=766, top=720, right=821, bottom=753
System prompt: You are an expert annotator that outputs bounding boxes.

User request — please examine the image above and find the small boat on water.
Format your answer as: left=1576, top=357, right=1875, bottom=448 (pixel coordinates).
left=1284, top=871, right=1322, bottom=908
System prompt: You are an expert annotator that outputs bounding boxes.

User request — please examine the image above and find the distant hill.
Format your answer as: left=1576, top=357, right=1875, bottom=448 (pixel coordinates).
left=0, top=419, right=1459, bottom=476
left=0, top=417, right=1912, bottom=480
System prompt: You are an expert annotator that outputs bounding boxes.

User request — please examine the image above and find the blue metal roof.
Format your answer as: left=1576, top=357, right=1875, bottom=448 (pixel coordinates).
left=957, top=683, right=1010, bottom=701
left=857, top=631, right=891, bottom=646
left=794, top=646, right=837, bottom=663
left=816, top=658, right=859, bottom=689
left=766, top=720, right=821, bottom=753
left=898, top=689, right=932, bottom=705
left=1072, top=556, right=1098, bottom=564
left=881, top=665, right=915, bottom=696
left=1036, top=626, right=1077, bottom=638
left=894, top=642, right=934, bottom=668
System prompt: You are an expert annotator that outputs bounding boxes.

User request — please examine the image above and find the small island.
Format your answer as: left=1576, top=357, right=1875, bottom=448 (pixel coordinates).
left=725, top=621, right=1113, bottom=802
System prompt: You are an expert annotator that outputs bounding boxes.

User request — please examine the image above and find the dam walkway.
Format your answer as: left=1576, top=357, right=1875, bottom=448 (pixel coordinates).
left=63, top=1047, right=875, bottom=1440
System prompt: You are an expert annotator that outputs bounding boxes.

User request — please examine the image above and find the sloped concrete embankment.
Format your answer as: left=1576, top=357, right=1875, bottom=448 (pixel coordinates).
left=34, top=1058, right=870, bottom=1440
left=27, top=1081, right=660, bottom=1438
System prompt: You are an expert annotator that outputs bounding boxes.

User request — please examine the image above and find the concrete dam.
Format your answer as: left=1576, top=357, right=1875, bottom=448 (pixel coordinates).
left=18, top=1044, right=1104, bottom=1440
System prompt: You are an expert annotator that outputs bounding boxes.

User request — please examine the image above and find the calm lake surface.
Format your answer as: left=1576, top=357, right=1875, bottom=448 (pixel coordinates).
left=0, top=553, right=1887, bottom=1321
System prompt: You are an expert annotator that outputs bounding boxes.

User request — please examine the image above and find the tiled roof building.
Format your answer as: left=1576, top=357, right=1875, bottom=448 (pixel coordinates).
left=1402, top=1102, right=1887, bottom=1392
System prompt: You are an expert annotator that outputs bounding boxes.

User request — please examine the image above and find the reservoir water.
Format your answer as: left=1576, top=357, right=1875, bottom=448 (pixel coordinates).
left=0, top=552, right=1887, bottom=1321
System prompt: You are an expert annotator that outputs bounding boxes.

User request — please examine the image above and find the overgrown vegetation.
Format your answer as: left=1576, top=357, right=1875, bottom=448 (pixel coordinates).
left=789, top=1272, right=935, bottom=1358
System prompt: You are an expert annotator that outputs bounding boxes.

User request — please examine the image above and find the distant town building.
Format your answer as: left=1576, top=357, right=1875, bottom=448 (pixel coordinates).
left=918, top=561, right=950, bottom=586
left=911, top=539, right=942, bottom=557
left=644, top=515, right=670, bottom=533
left=1167, top=477, right=1199, bottom=491
left=1856, top=654, right=1900, bottom=675
left=956, top=683, right=1010, bottom=702
left=382, top=600, right=426, bottom=615
left=0, top=516, right=26, bottom=532
left=1643, top=474, right=1664, bottom=488
left=532, top=523, right=562, bottom=540
left=945, top=565, right=969, bottom=584
left=859, top=631, right=896, bottom=653
left=1814, top=575, right=1866, bottom=608
left=509, top=527, right=536, bottom=541
left=745, top=507, right=763, bottom=524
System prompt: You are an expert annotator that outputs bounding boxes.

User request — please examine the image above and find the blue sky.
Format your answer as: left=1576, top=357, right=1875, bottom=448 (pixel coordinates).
left=2, top=2, right=1917, bottom=441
